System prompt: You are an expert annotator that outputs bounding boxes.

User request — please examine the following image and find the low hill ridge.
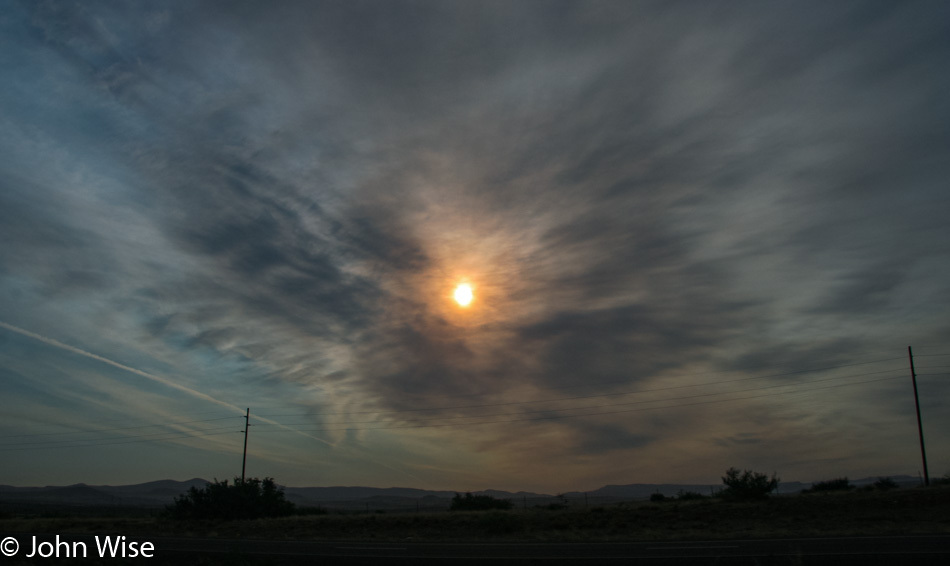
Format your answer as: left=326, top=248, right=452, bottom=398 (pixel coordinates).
left=0, top=475, right=920, bottom=508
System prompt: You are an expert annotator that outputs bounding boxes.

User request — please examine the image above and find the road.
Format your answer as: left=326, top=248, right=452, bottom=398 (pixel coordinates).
left=6, top=534, right=949, bottom=564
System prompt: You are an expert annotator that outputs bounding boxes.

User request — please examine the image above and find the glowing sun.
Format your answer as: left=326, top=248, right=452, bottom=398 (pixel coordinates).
left=453, top=283, right=474, bottom=307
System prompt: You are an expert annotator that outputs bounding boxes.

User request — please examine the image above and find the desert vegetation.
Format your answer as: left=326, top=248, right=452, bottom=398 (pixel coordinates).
left=719, top=467, right=780, bottom=500
left=449, top=492, right=513, bottom=511
left=2, top=469, right=948, bottom=543
left=166, top=477, right=295, bottom=520
left=2, top=483, right=947, bottom=543
left=802, top=477, right=854, bottom=493
left=872, top=477, right=899, bottom=491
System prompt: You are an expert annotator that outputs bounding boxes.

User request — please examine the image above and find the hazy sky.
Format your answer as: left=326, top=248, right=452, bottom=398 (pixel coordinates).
left=1, top=1, right=949, bottom=493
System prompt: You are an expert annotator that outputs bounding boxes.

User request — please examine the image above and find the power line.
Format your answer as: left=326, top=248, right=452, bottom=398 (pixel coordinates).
left=256, top=369, right=903, bottom=429
left=0, top=428, right=239, bottom=452
left=0, top=424, right=240, bottom=448
left=0, top=415, right=241, bottom=440
left=255, top=375, right=904, bottom=434
left=8, top=370, right=899, bottom=450
left=0, top=410, right=240, bottom=428
left=0, top=373, right=909, bottom=451
left=385, top=355, right=910, bottom=401
left=3, top=353, right=941, bottom=453
left=255, top=358, right=908, bottom=420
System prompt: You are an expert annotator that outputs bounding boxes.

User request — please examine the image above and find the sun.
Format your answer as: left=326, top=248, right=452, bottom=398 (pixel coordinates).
left=453, top=283, right=474, bottom=307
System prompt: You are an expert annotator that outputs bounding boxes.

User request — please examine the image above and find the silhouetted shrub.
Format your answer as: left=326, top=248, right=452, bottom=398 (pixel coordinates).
left=873, top=477, right=899, bottom=491
left=166, top=477, right=295, bottom=520
left=719, top=467, right=780, bottom=501
left=649, top=493, right=667, bottom=502
left=479, top=510, right=522, bottom=534
left=676, top=490, right=707, bottom=501
left=450, top=492, right=513, bottom=511
left=543, top=494, right=569, bottom=510
left=804, top=477, right=854, bottom=493
left=933, top=473, right=950, bottom=486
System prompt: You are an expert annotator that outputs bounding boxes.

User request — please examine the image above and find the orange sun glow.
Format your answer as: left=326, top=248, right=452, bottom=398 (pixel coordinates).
left=453, top=283, right=473, bottom=307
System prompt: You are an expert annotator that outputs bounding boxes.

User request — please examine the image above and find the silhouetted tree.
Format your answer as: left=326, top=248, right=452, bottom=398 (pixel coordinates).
left=450, top=492, right=513, bottom=511
left=676, top=489, right=707, bottom=501
left=873, top=477, right=899, bottom=491
left=719, top=467, right=780, bottom=501
left=167, top=477, right=295, bottom=520
left=803, top=477, right=853, bottom=493
left=542, top=493, right=569, bottom=510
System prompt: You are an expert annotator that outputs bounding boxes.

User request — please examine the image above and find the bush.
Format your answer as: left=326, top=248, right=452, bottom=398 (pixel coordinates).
left=649, top=493, right=667, bottom=502
left=542, top=494, right=570, bottom=510
left=166, top=477, right=295, bottom=520
left=873, top=477, right=899, bottom=491
left=450, top=492, right=513, bottom=511
left=804, top=477, right=854, bottom=493
left=676, top=490, right=707, bottom=501
left=720, top=467, right=780, bottom=501
left=479, top=510, right=523, bottom=535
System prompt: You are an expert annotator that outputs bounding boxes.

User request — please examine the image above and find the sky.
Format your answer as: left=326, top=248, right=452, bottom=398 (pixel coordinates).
left=1, top=1, right=949, bottom=493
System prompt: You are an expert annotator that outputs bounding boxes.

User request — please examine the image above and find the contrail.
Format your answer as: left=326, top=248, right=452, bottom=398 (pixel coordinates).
left=0, top=321, right=432, bottom=478
left=0, top=320, right=242, bottom=411
left=0, top=319, right=334, bottom=447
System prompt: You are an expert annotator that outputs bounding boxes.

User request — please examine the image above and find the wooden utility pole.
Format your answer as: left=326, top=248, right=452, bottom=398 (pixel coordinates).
left=241, top=408, right=250, bottom=484
left=907, top=347, right=929, bottom=486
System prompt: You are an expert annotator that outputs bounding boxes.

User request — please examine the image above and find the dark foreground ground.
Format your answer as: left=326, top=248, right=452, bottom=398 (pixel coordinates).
left=2, top=534, right=950, bottom=565
left=1, top=486, right=948, bottom=564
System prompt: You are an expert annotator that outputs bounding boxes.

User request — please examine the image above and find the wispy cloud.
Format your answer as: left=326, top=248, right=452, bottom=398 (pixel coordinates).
left=1, top=1, right=948, bottom=490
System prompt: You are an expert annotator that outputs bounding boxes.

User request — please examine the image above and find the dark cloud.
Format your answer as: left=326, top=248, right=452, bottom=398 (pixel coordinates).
left=570, top=421, right=654, bottom=455
left=334, top=206, right=431, bottom=274
left=722, top=339, right=876, bottom=380
left=813, top=260, right=910, bottom=316
left=516, top=305, right=719, bottom=388
left=714, top=433, right=764, bottom=448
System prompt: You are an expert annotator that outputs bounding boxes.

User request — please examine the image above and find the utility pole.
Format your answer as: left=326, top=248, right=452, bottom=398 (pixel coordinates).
left=241, top=408, right=250, bottom=484
left=907, top=347, right=929, bottom=486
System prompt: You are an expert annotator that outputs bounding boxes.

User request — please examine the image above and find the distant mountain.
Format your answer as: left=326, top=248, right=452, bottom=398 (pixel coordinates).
left=283, top=486, right=459, bottom=502
left=32, top=485, right=116, bottom=504
left=281, top=486, right=563, bottom=511
left=96, top=478, right=210, bottom=499
left=0, top=478, right=209, bottom=507
left=566, top=483, right=722, bottom=499
left=0, top=475, right=922, bottom=509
